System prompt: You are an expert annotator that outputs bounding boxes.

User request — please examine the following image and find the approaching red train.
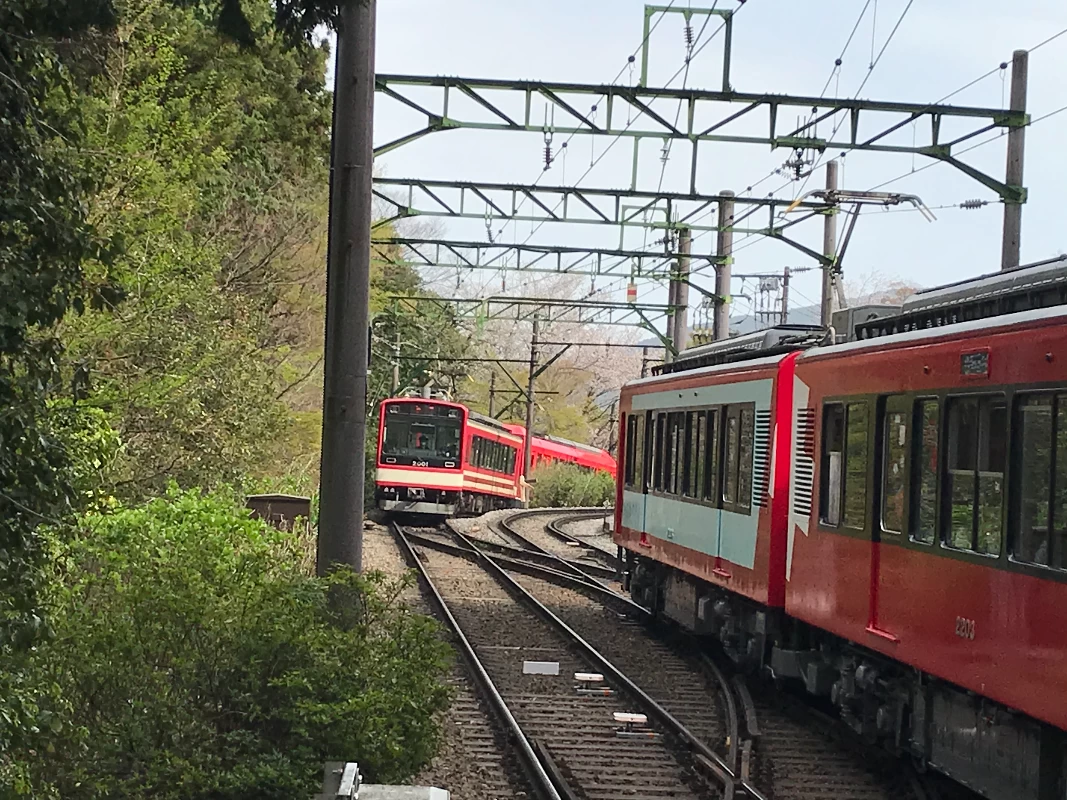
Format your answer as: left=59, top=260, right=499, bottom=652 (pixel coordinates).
left=614, top=256, right=1067, bottom=800
left=375, top=394, right=615, bottom=516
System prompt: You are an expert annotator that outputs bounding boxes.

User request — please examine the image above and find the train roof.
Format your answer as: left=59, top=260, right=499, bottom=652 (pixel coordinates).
left=799, top=304, right=1067, bottom=363
left=852, top=254, right=1067, bottom=340
left=654, top=325, right=826, bottom=375
left=623, top=351, right=791, bottom=393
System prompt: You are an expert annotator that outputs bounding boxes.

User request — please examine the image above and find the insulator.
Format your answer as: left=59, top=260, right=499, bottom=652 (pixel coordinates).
left=684, top=24, right=694, bottom=49
left=959, top=199, right=987, bottom=210
left=544, top=143, right=552, bottom=170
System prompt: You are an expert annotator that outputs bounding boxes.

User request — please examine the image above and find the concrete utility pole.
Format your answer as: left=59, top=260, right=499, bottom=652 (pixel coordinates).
left=664, top=270, right=678, bottom=364
left=488, top=370, right=497, bottom=417
left=522, top=315, right=540, bottom=478
left=781, top=267, right=790, bottom=324
left=713, top=191, right=735, bottom=341
left=672, top=227, right=692, bottom=354
left=317, top=0, right=376, bottom=575
left=1001, top=49, right=1028, bottom=271
left=820, top=161, right=838, bottom=328
left=640, top=346, right=651, bottom=378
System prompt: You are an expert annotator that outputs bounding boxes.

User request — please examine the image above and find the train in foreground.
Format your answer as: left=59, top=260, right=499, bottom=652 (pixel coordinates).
left=375, top=394, right=615, bottom=516
left=614, top=255, right=1067, bottom=800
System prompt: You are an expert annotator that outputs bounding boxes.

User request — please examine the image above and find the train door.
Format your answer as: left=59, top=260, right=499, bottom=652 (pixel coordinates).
left=868, top=394, right=909, bottom=642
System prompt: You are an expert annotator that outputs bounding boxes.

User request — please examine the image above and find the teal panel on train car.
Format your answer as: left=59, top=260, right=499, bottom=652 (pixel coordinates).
left=621, top=489, right=645, bottom=531
left=643, top=493, right=719, bottom=556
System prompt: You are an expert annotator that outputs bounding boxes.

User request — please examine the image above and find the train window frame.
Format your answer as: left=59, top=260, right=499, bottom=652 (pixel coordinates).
left=819, top=403, right=846, bottom=527
left=703, top=409, right=720, bottom=505
left=909, top=398, right=940, bottom=545
left=685, top=410, right=705, bottom=500
left=842, top=401, right=870, bottom=531
left=653, top=412, right=667, bottom=492
left=722, top=403, right=755, bottom=516
left=624, top=415, right=638, bottom=488
left=942, top=393, right=1007, bottom=557
left=880, top=396, right=910, bottom=536
left=1010, top=391, right=1067, bottom=571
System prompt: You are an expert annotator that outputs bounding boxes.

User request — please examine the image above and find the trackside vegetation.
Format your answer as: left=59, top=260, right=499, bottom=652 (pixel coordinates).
left=529, top=463, right=615, bottom=508
left=10, top=489, right=452, bottom=798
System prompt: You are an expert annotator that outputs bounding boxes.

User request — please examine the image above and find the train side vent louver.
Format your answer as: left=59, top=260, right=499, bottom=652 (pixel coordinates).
left=751, top=410, right=772, bottom=508
left=791, top=408, right=816, bottom=517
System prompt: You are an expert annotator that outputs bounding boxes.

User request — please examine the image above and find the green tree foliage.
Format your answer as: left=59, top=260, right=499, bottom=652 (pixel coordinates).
left=0, top=2, right=120, bottom=787
left=60, top=0, right=333, bottom=497
left=529, top=463, right=615, bottom=508
left=25, top=489, right=451, bottom=798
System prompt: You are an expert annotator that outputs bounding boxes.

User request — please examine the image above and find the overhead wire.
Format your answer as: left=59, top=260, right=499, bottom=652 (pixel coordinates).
left=500, top=6, right=742, bottom=300
left=469, top=0, right=681, bottom=296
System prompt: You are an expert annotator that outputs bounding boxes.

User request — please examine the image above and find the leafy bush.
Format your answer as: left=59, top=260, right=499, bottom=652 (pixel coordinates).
left=20, top=488, right=451, bottom=799
left=529, top=463, right=615, bottom=508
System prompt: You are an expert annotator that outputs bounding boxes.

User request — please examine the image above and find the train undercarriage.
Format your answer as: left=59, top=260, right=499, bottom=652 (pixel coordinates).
left=625, top=552, right=1066, bottom=800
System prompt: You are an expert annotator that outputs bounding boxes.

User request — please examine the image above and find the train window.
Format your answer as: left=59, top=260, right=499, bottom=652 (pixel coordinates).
left=911, top=400, right=940, bottom=544
left=667, top=411, right=685, bottom=495
left=719, top=404, right=754, bottom=513
left=633, top=414, right=645, bottom=491
left=881, top=398, right=909, bottom=534
left=624, top=416, right=637, bottom=486
left=686, top=411, right=705, bottom=499
left=1012, top=393, right=1067, bottom=569
left=945, top=395, right=1006, bottom=555
left=738, top=407, right=755, bottom=512
left=703, top=410, right=719, bottom=504
left=843, top=403, right=869, bottom=529
left=653, top=413, right=666, bottom=492
left=820, top=404, right=845, bottom=526
left=723, top=410, right=740, bottom=505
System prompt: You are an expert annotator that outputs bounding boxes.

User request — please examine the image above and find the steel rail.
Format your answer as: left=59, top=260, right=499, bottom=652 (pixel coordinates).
left=544, top=511, right=621, bottom=570
left=497, top=508, right=621, bottom=592
left=405, top=529, right=618, bottom=581
left=414, top=522, right=761, bottom=795
left=450, top=527, right=769, bottom=800
left=391, top=523, right=564, bottom=800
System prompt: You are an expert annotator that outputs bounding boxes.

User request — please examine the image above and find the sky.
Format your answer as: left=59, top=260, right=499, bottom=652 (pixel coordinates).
left=343, top=0, right=1067, bottom=332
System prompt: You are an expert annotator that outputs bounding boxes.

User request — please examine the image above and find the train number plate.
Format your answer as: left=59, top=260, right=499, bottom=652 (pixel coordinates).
left=954, top=616, right=976, bottom=640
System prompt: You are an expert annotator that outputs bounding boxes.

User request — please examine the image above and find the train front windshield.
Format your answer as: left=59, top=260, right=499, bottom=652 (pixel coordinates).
left=381, top=403, right=462, bottom=465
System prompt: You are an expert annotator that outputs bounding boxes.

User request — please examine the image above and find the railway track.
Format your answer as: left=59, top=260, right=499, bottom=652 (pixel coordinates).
left=498, top=508, right=620, bottom=574
left=400, top=509, right=983, bottom=800
left=394, top=521, right=762, bottom=800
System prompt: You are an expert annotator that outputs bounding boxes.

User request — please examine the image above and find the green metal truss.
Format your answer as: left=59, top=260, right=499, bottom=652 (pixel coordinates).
left=372, top=177, right=835, bottom=264
left=373, top=75, right=1027, bottom=201
left=372, top=237, right=714, bottom=279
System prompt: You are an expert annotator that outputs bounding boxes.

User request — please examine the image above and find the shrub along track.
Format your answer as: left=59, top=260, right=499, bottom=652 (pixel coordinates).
left=425, top=511, right=982, bottom=800
left=394, top=522, right=762, bottom=800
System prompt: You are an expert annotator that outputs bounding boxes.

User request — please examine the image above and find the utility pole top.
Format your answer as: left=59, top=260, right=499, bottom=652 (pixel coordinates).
left=820, top=161, right=839, bottom=328
left=1001, top=49, right=1028, bottom=270
left=713, top=191, right=736, bottom=341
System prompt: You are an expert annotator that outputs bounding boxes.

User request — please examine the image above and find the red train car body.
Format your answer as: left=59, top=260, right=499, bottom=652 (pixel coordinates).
left=615, top=258, right=1067, bottom=800
left=375, top=395, right=615, bottom=516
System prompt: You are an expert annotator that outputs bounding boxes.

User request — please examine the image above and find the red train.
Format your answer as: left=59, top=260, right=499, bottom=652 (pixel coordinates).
left=375, top=394, right=615, bottom=516
left=614, top=256, right=1067, bottom=800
